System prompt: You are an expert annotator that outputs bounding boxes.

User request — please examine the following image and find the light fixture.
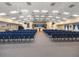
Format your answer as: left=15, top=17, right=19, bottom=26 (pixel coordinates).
left=52, top=10, right=59, bottom=13
left=33, top=10, right=40, bottom=13
left=21, top=9, right=28, bottom=12
left=41, top=15, right=45, bottom=17
left=0, top=13, right=6, bottom=16
left=11, top=17, right=16, bottom=19
left=19, top=16, right=24, bottom=18
left=52, top=19, right=56, bottom=21
left=18, top=20, right=22, bottom=21
left=35, top=15, right=39, bottom=17
left=23, top=19, right=27, bottom=21
left=57, top=20, right=61, bottom=21
left=41, top=10, right=48, bottom=13
left=48, top=16, right=52, bottom=17
left=63, top=12, right=69, bottom=15
left=62, top=17, right=67, bottom=20
left=27, top=15, right=31, bottom=17
left=57, top=20, right=62, bottom=22
left=55, top=16, right=60, bottom=19
left=10, top=10, right=19, bottom=14
left=72, top=14, right=79, bottom=17
left=22, top=20, right=25, bottom=22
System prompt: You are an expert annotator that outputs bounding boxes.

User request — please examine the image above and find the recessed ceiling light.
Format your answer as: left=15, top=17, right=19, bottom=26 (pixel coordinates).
left=57, top=20, right=62, bottom=22
left=11, top=17, right=16, bottom=19
left=52, top=19, right=56, bottom=21
left=0, top=13, right=6, bottom=16
left=63, top=12, right=69, bottom=15
left=41, top=15, right=45, bottom=17
left=18, top=20, right=22, bottom=22
left=35, top=15, right=39, bottom=17
left=48, top=16, right=52, bottom=17
left=33, top=10, right=40, bottom=13
left=62, top=17, right=67, bottom=20
left=27, top=15, right=31, bottom=17
left=72, top=14, right=79, bottom=17
left=19, top=16, right=24, bottom=18
left=56, top=16, right=60, bottom=18
left=56, top=19, right=60, bottom=21
left=52, top=10, right=59, bottom=13
left=18, top=20, right=21, bottom=21
left=21, top=10, right=28, bottom=12
left=41, top=10, right=48, bottom=13
left=23, top=19, right=27, bottom=21
left=10, top=10, right=19, bottom=14
left=22, top=21, right=25, bottom=22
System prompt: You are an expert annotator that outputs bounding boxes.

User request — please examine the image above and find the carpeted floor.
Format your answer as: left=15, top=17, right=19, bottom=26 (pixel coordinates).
left=0, top=31, right=79, bottom=57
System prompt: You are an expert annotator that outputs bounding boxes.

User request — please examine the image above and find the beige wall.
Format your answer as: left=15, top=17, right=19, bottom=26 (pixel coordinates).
left=46, top=21, right=52, bottom=29
left=7, top=24, right=19, bottom=31
left=29, top=22, right=33, bottom=29
left=0, top=22, right=19, bottom=31
left=56, top=25, right=64, bottom=30
left=0, top=17, right=22, bottom=31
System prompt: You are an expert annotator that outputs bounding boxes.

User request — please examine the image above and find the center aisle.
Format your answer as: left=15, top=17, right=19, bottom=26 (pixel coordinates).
left=0, top=31, right=79, bottom=57
left=35, top=31, right=51, bottom=46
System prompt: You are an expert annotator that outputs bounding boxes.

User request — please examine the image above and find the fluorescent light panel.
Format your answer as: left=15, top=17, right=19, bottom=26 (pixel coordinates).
left=23, top=19, right=27, bottom=20
left=63, top=12, right=69, bottom=15
left=57, top=20, right=62, bottom=22
left=21, top=9, right=28, bottom=12
left=0, top=13, right=6, bottom=16
left=48, top=16, right=52, bottom=17
left=10, top=10, right=19, bottom=14
left=33, top=10, right=40, bottom=12
left=27, top=15, right=31, bottom=17
left=35, top=15, right=39, bottom=17
left=62, top=17, right=67, bottom=20
left=19, top=16, right=24, bottom=18
left=52, top=10, right=59, bottom=13
left=56, top=16, right=60, bottom=18
left=41, top=10, right=48, bottom=13
left=41, top=15, right=45, bottom=17
left=11, top=17, right=16, bottom=19
left=72, top=14, right=79, bottom=17
left=52, top=19, right=56, bottom=20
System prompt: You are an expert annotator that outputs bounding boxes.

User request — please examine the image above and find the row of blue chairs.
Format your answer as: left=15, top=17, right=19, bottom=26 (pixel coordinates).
left=43, top=29, right=79, bottom=41
left=0, top=29, right=37, bottom=42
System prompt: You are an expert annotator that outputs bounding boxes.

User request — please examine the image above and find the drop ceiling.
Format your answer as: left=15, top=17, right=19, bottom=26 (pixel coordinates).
left=0, top=2, right=79, bottom=23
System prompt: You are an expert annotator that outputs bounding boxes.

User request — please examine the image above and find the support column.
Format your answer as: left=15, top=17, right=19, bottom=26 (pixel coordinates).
left=46, top=22, right=52, bottom=29
left=29, top=22, right=33, bottom=29
left=75, top=25, right=79, bottom=31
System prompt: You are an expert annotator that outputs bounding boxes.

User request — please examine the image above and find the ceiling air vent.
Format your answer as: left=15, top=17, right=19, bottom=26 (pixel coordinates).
left=69, top=4, right=75, bottom=8
left=5, top=2, right=12, bottom=6
left=26, top=2, right=32, bottom=5
left=50, top=3, right=56, bottom=6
